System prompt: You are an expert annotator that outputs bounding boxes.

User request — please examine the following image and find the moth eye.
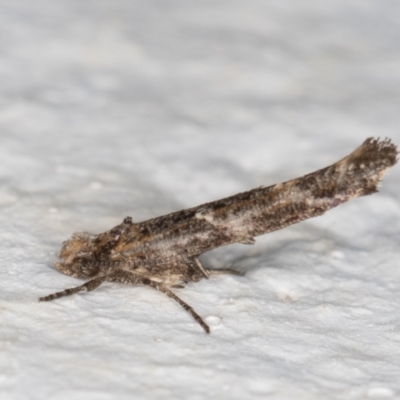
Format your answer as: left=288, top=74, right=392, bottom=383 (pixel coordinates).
left=80, top=263, right=99, bottom=277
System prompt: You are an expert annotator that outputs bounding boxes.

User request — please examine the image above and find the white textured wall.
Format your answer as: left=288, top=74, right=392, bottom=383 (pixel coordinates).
left=0, top=1, right=399, bottom=399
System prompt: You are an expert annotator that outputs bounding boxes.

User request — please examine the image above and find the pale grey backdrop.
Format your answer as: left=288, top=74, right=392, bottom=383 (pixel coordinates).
left=0, top=1, right=399, bottom=399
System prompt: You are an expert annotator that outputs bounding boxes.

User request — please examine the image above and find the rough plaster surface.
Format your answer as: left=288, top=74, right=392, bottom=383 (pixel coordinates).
left=0, top=1, right=399, bottom=399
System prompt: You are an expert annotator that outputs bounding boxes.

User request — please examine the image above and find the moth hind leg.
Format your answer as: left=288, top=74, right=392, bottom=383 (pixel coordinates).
left=206, top=267, right=244, bottom=276
left=189, top=257, right=209, bottom=279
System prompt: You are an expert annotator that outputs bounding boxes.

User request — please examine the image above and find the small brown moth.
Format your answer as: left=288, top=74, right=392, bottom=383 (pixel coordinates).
left=40, top=138, right=398, bottom=333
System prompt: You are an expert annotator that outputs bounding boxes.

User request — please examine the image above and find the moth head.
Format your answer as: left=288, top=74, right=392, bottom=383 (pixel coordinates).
left=55, top=232, right=100, bottom=279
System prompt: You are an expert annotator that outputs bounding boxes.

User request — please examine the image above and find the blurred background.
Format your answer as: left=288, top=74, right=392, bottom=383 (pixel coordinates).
left=0, top=1, right=399, bottom=399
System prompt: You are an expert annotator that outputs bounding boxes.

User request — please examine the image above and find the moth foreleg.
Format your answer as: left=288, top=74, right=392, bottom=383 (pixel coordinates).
left=39, top=276, right=108, bottom=302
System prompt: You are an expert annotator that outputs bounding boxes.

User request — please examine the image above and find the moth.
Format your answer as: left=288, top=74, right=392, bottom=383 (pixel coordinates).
left=40, top=138, right=398, bottom=333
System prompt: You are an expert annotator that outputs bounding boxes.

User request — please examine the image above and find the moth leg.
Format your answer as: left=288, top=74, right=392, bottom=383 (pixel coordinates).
left=105, top=270, right=210, bottom=333
left=39, top=276, right=108, bottom=302
left=147, top=281, right=210, bottom=334
left=206, top=268, right=243, bottom=276
left=191, top=257, right=209, bottom=279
